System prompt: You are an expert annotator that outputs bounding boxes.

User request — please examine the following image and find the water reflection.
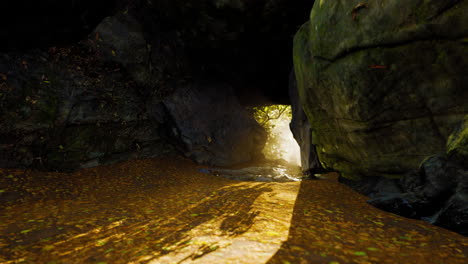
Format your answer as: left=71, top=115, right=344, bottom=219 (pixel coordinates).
left=199, top=164, right=303, bottom=182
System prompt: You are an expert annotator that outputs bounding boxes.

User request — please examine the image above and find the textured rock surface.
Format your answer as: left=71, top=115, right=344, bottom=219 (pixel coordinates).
left=366, top=154, right=468, bottom=236
left=0, top=46, right=177, bottom=171
left=0, top=0, right=317, bottom=171
left=163, top=85, right=266, bottom=166
left=343, top=117, right=468, bottom=235
left=294, top=0, right=468, bottom=179
left=92, top=11, right=189, bottom=94
left=289, top=71, right=323, bottom=173
left=0, top=9, right=267, bottom=170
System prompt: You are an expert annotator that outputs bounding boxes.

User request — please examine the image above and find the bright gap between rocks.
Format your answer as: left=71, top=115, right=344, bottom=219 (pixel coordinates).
left=253, top=105, right=301, bottom=167
left=197, top=105, right=302, bottom=182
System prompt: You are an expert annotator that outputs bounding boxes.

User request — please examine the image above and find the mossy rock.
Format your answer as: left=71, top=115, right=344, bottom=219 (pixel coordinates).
left=294, top=0, right=468, bottom=179
left=447, top=115, right=468, bottom=167
left=0, top=46, right=177, bottom=171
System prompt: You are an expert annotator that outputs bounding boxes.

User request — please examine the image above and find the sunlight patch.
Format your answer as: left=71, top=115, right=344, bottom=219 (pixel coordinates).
left=147, top=183, right=300, bottom=264
left=253, top=105, right=301, bottom=166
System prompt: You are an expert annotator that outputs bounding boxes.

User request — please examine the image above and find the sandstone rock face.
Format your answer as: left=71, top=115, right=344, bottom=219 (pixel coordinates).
left=294, top=0, right=468, bottom=179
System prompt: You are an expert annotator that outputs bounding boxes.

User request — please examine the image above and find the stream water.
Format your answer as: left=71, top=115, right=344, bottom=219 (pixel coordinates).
left=199, top=163, right=303, bottom=182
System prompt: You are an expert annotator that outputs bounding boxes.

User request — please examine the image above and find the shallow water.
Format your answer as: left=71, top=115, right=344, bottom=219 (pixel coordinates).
left=199, top=165, right=303, bottom=182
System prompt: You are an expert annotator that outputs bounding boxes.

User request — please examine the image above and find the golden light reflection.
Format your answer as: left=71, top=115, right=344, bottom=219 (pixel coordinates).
left=268, top=113, right=301, bottom=166
left=148, top=182, right=300, bottom=264
left=3, top=178, right=300, bottom=264
left=253, top=105, right=301, bottom=166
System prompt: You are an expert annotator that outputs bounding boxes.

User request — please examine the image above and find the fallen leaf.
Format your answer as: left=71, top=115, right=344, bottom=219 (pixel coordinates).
left=354, top=251, right=367, bottom=256
left=42, top=245, right=55, bottom=251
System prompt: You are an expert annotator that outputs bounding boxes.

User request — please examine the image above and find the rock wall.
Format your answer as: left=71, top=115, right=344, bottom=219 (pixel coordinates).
left=289, top=71, right=323, bottom=174
left=0, top=9, right=267, bottom=171
left=293, top=0, right=468, bottom=235
left=294, top=0, right=468, bottom=179
left=0, top=45, right=177, bottom=171
left=164, top=85, right=266, bottom=166
left=1, top=0, right=316, bottom=170
left=351, top=116, right=468, bottom=235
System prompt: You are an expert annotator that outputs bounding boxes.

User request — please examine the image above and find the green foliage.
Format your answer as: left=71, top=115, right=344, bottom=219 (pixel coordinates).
left=253, top=105, right=291, bottom=128
left=353, top=251, right=367, bottom=256
left=447, top=115, right=468, bottom=157
left=252, top=105, right=292, bottom=160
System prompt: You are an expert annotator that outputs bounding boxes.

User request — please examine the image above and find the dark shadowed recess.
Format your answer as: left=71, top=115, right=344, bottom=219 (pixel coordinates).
left=0, top=0, right=127, bottom=51
left=1, top=0, right=314, bottom=105
left=133, top=0, right=314, bottom=104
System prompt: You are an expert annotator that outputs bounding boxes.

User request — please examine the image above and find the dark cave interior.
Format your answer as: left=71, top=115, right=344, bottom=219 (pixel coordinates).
left=1, top=0, right=314, bottom=105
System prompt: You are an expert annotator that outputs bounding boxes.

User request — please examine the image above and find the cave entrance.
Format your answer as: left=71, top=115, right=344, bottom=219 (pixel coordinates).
left=198, top=105, right=302, bottom=182
left=253, top=105, right=301, bottom=167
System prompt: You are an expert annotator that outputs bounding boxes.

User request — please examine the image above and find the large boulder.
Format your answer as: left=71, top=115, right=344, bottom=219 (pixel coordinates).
left=0, top=44, right=177, bottom=171
left=91, top=11, right=189, bottom=94
left=429, top=116, right=468, bottom=235
left=365, top=117, right=468, bottom=236
left=294, top=0, right=468, bottom=179
left=163, top=85, right=266, bottom=166
left=0, top=10, right=185, bottom=171
left=289, top=71, right=323, bottom=173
